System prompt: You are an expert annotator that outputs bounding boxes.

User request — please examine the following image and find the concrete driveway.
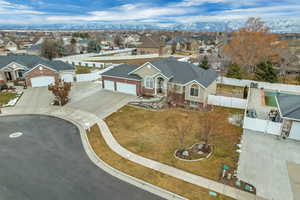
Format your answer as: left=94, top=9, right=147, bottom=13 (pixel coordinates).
left=12, top=86, right=53, bottom=113
left=66, top=89, right=137, bottom=119
left=238, top=129, right=300, bottom=200
left=0, top=115, right=164, bottom=200
left=3, top=82, right=134, bottom=119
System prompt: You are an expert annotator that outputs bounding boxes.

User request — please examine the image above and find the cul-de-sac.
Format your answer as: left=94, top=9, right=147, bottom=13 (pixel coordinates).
left=0, top=8, right=300, bottom=200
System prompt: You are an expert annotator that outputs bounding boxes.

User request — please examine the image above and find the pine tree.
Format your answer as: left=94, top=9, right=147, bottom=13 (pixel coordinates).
left=296, top=74, right=300, bottom=85
left=87, top=40, right=101, bottom=53
left=226, top=63, right=243, bottom=79
left=199, top=56, right=210, bottom=70
left=255, top=60, right=278, bottom=83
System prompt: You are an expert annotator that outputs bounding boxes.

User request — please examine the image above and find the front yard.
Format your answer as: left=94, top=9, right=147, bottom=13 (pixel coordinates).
left=0, top=92, right=17, bottom=105
left=105, top=106, right=243, bottom=181
left=87, top=124, right=233, bottom=200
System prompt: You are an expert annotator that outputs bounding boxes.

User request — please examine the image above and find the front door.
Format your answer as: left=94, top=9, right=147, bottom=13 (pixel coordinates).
left=157, top=78, right=164, bottom=93
left=5, top=72, right=12, bottom=81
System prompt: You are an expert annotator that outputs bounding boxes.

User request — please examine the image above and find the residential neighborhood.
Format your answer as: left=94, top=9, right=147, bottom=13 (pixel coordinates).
left=0, top=1, right=300, bottom=200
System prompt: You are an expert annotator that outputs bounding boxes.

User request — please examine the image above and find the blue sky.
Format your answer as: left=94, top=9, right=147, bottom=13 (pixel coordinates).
left=0, top=0, right=299, bottom=25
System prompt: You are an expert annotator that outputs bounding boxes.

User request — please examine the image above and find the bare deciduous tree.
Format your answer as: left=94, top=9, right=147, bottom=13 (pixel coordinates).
left=198, top=111, right=222, bottom=149
left=48, top=79, right=71, bottom=106
left=167, top=114, right=191, bottom=150
left=223, top=17, right=288, bottom=73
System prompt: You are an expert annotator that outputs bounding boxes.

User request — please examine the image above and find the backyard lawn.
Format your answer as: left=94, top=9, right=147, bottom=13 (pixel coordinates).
left=217, top=84, right=245, bottom=98
left=87, top=124, right=233, bottom=200
left=105, top=106, right=243, bottom=181
left=75, top=66, right=92, bottom=74
left=0, top=92, right=17, bottom=105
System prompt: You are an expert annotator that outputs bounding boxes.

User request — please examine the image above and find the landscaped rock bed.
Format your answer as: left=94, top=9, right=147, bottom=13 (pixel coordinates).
left=174, top=143, right=213, bottom=161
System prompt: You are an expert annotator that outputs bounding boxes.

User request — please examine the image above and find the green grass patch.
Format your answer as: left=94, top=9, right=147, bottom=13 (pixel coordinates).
left=75, top=66, right=91, bottom=74
left=0, top=92, right=17, bottom=105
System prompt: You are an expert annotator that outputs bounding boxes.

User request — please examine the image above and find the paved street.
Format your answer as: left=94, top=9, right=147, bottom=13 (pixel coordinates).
left=238, top=129, right=300, bottom=200
left=0, top=115, right=164, bottom=200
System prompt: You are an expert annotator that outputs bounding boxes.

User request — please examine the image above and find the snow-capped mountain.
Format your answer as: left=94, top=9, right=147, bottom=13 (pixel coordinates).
left=0, top=18, right=300, bottom=33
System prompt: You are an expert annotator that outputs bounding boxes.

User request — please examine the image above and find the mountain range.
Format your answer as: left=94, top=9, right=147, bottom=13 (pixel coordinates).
left=1, top=18, right=300, bottom=33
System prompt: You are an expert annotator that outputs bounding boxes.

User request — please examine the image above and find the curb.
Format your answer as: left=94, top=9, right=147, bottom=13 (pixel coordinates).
left=0, top=113, right=188, bottom=200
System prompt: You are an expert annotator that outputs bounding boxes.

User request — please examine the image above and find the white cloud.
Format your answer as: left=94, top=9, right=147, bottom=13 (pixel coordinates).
left=0, top=0, right=44, bottom=15
left=171, top=4, right=300, bottom=23
left=46, top=3, right=192, bottom=22
left=0, top=0, right=299, bottom=25
left=173, top=0, right=225, bottom=7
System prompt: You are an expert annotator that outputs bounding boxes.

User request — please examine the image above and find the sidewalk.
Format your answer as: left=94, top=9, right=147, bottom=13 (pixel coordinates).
left=98, top=120, right=266, bottom=200
left=1, top=104, right=266, bottom=200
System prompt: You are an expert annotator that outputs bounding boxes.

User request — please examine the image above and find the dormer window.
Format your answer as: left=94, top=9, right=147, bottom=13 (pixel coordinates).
left=190, top=84, right=199, bottom=97
left=145, top=76, right=154, bottom=89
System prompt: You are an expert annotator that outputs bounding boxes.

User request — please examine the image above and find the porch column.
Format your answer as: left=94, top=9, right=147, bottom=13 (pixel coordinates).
left=154, top=77, right=157, bottom=96
left=15, top=71, right=19, bottom=79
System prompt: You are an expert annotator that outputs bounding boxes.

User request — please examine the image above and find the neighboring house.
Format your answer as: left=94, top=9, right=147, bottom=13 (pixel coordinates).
left=5, top=41, right=18, bottom=52
left=26, top=44, right=41, bottom=55
left=276, top=95, right=300, bottom=140
left=165, top=36, right=199, bottom=54
left=76, top=39, right=90, bottom=54
left=102, top=57, right=218, bottom=108
left=137, top=36, right=166, bottom=55
left=0, top=54, right=74, bottom=87
left=0, top=39, right=5, bottom=47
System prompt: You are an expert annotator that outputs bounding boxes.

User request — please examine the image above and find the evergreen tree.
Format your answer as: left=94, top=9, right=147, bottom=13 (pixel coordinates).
left=87, top=40, right=101, bottom=53
left=296, top=74, right=300, bottom=85
left=226, top=63, right=243, bottom=79
left=199, top=56, right=210, bottom=70
left=255, top=60, right=278, bottom=83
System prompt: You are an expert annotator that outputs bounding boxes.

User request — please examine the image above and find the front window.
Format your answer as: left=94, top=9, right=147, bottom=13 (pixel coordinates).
left=189, top=101, right=199, bottom=107
left=190, top=84, right=199, bottom=97
left=145, top=77, right=154, bottom=89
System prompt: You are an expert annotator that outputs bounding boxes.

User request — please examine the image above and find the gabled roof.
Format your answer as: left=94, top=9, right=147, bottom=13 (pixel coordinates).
left=138, top=36, right=163, bottom=48
left=0, top=54, right=74, bottom=71
left=148, top=57, right=218, bottom=87
left=166, top=36, right=193, bottom=45
left=276, top=95, right=300, bottom=121
left=102, top=58, right=218, bottom=88
left=102, top=64, right=142, bottom=80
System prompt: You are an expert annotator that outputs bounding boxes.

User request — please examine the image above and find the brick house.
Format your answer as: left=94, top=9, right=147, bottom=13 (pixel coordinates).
left=101, top=57, right=218, bottom=108
left=0, top=54, right=74, bottom=87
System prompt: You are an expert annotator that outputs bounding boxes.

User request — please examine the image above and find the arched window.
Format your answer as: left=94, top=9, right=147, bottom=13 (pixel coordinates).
left=190, top=84, right=199, bottom=97
left=145, top=76, right=154, bottom=89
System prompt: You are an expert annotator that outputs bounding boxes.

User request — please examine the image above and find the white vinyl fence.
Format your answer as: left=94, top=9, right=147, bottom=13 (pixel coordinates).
left=243, top=117, right=282, bottom=135
left=208, top=95, right=247, bottom=109
left=74, top=65, right=117, bottom=82
left=76, top=71, right=101, bottom=82
left=218, top=77, right=300, bottom=93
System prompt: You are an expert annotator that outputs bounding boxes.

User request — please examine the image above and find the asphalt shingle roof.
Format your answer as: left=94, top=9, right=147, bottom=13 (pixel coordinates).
left=0, top=54, right=74, bottom=71
left=277, top=95, right=300, bottom=121
left=149, top=57, right=218, bottom=87
left=102, top=57, right=218, bottom=88
left=102, top=64, right=142, bottom=80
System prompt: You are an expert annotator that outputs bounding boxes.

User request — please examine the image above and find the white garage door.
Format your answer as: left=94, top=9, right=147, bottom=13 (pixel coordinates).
left=289, top=121, right=300, bottom=141
left=104, top=80, right=115, bottom=91
left=61, top=74, right=74, bottom=82
left=116, top=82, right=137, bottom=95
left=31, top=76, right=55, bottom=87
